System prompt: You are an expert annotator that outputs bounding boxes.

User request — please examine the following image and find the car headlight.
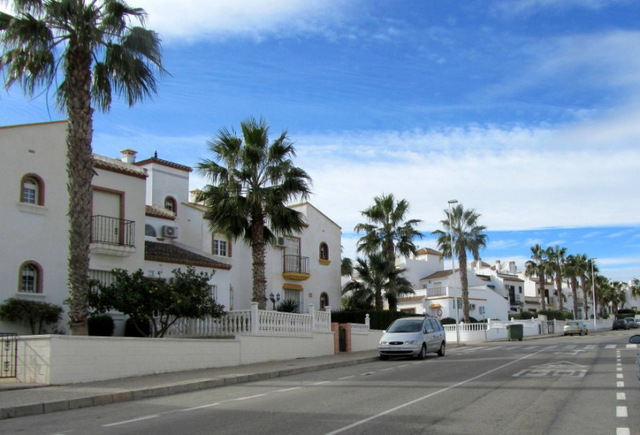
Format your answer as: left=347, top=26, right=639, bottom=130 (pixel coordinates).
left=404, top=340, right=418, bottom=345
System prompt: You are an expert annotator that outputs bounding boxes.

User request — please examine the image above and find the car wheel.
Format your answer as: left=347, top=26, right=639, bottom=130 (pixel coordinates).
left=437, top=342, right=446, bottom=357
left=417, top=344, right=427, bottom=360
left=379, top=354, right=389, bottom=361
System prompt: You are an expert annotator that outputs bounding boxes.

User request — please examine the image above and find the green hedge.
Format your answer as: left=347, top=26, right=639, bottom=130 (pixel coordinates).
left=331, top=310, right=418, bottom=330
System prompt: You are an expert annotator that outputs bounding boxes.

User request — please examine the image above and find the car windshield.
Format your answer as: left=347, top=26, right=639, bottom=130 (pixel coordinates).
left=387, top=318, right=423, bottom=333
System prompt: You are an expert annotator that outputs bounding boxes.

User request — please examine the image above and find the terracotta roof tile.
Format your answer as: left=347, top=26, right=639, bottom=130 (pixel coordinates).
left=145, top=241, right=231, bottom=270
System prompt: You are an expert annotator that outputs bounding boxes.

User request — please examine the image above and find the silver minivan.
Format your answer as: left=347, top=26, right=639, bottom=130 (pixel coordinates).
left=378, top=316, right=446, bottom=360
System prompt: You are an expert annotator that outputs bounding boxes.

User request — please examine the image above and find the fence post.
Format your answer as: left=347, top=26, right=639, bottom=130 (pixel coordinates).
left=365, top=313, right=370, bottom=329
left=250, top=302, right=259, bottom=334
left=309, top=304, right=315, bottom=331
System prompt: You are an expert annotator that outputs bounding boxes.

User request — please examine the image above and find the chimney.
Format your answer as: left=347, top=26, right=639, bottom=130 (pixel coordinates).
left=120, top=149, right=137, bottom=164
left=509, top=261, right=517, bottom=274
left=495, top=260, right=501, bottom=271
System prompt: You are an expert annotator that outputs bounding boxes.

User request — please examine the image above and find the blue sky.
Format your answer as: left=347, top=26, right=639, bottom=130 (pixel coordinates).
left=2, top=0, right=639, bottom=281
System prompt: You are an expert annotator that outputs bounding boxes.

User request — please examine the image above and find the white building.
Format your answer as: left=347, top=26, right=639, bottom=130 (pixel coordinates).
left=0, top=121, right=342, bottom=334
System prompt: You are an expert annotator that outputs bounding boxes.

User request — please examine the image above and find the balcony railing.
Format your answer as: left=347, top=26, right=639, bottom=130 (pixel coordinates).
left=91, top=215, right=135, bottom=247
left=283, top=254, right=309, bottom=274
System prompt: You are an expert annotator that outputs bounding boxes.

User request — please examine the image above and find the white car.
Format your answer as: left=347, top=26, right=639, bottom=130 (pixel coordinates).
left=378, top=316, right=446, bottom=360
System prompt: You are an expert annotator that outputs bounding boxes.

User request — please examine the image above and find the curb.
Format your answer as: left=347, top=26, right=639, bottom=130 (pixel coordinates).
left=1, top=355, right=379, bottom=420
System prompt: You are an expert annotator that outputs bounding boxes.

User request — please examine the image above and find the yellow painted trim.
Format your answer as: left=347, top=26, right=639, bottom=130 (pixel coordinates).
left=283, top=283, right=303, bottom=291
left=282, top=272, right=310, bottom=281
left=319, top=259, right=331, bottom=266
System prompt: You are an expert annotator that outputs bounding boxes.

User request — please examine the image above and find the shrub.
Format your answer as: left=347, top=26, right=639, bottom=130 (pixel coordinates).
left=277, top=299, right=299, bottom=313
left=125, top=317, right=151, bottom=337
left=88, top=314, right=114, bottom=336
left=0, top=298, right=63, bottom=334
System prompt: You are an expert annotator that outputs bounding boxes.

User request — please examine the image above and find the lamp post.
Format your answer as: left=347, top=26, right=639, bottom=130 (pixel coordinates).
left=448, top=199, right=459, bottom=345
left=591, top=258, right=597, bottom=330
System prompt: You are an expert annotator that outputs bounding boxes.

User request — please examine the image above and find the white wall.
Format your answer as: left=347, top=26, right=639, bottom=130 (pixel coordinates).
left=17, top=333, right=335, bottom=384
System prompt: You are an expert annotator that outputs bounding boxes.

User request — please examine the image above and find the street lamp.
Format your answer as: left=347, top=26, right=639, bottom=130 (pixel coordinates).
left=591, top=258, right=597, bottom=330
left=448, top=199, right=459, bottom=345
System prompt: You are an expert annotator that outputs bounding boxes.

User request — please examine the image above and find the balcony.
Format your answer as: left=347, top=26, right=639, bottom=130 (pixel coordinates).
left=90, top=215, right=136, bottom=256
left=282, top=254, right=310, bottom=281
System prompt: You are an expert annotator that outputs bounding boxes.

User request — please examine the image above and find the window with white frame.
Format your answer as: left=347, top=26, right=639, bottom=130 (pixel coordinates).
left=210, top=284, right=218, bottom=301
left=212, top=236, right=231, bottom=257
left=21, top=174, right=44, bottom=205
left=20, top=262, right=42, bottom=293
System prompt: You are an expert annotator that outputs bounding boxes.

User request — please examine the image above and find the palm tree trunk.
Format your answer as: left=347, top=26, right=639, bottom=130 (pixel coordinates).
left=65, top=42, right=94, bottom=335
left=556, top=275, right=564, bottom=311
left=539, top=273, right=546, bottom=311
left=458, top=250, right=470, bottom=322
left=579, top=276, right=589, bottom=319
left=251, top=214, right=267, bottom=309
left=571, top=278, right=579, bottom=319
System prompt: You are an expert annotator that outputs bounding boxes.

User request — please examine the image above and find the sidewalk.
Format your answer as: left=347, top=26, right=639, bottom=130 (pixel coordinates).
left=0, top=350, right=379, bottom=420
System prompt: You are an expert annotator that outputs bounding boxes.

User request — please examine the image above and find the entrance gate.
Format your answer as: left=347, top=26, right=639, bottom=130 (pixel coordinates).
left=1, top=333, right=17, bottom=378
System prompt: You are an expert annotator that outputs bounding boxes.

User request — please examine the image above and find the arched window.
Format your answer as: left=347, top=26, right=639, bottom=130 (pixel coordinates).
left=319, top=242, right=329, bottom=261
left=320, top=292, right=329, bottom=310
left=20, top=261, right=42, bottom=293
left=164, top=196, right=177, bottom=214
left=145, top=224, right=157, bottom=237
left=21, top=174, right=44, bottom=206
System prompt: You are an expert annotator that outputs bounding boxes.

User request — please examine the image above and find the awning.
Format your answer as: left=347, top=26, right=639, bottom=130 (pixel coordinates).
left=283, top=283, right=303, bottom=291
left=429, top=304, right=442, bottom=308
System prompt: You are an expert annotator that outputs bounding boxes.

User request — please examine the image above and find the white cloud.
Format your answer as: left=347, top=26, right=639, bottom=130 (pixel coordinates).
left=134, top=0, right=352, bottom=42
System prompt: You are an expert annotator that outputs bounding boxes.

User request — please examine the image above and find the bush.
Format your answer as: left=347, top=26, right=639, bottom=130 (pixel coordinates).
left=88, top=314, right=114, bottom=336
left=277, top=299, right=299, bottom=313
left=538, top=309, right=572, bottom=320
left=125, top=317, right=151, bottom=337
left=0, top=298, right=62, bottom=334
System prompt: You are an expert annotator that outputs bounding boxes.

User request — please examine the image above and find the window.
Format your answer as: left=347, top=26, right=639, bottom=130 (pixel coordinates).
left=212, top=235, right=231, bottom=257
left=210, top=285, right=218, bottom=301
left=320, top=292, right=329, bottom=310
left=164, top=196, right=177, bottom=214
left=20, top=262, right=42, bottom=293
left=20, top=174, right=44, bottom=206
left=145, top=224, right=157, bottom=237
left=319, top=243, right=329, bottom=261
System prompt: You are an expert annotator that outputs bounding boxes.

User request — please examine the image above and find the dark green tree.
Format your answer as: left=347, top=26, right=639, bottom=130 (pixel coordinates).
left=197, top=117, right=312, bottom=309
left=89, top=266, right=224, bottom=337
left=0, top=298, right=63, bottom=334
left=0, top=0, right=164, bottom=334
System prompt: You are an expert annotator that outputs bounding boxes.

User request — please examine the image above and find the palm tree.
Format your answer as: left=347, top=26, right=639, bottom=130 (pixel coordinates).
left=571, top=254, right=591, bottom=319
left=341, top=253, right=414, bottom=311
left=432, top=203, right=487, bottom=323
left=197, top=117, right=312, bottom=309
left=630, top=278, right=640, bottom=303
left=564, top=254, right=579, bottom=319
left=354, top=193, right=422, bottom=260
left=525, top=244, right=549, bottom=311
left=1, top=1, right=164, bottom=334
left=548, top=245, right=567, bottom=311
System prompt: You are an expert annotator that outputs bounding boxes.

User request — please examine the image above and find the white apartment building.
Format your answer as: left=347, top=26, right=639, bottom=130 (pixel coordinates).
left=0, top=121, right=342, bottom=334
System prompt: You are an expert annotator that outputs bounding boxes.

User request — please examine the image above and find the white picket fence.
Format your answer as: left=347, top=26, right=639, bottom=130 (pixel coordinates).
left=165, top=303, right=332, bottom=338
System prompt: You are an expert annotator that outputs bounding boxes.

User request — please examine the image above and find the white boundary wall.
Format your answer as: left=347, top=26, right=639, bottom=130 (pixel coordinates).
left=17, top=332, right=334, bottom=385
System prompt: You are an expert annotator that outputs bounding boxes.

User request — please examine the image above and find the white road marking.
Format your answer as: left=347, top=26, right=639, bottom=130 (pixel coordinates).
left=324, top=350, right=541, bottom=435
left=274, top=387, right=302, bottom=393
left=616, top=428, right=630, bottom=435
left=180, top=403, right=220, bottom=412
left=103, top=414, right=160, bottom=427
left=617, top=392, right=626, bottom=400
left=616, top=406, right=628, bottom=418
left=231, top=394, right=266, bottom=401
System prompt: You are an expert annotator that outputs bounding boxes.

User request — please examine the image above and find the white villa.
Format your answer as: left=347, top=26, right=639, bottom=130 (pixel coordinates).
left=0, top=120, right=342, bottom=335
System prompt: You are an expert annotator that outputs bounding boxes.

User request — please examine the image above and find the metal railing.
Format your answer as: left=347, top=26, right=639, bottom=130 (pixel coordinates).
left=283, top=254, right=309, bottom=275
left=91, top=215, right=135, bottom=247
left=1, top=333, right=17, bottom=379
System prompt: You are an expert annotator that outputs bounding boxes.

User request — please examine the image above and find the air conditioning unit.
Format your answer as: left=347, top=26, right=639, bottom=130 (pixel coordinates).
left=276, top=236, right=286, bottom=247
left=162, top=225, right=179, bottom=238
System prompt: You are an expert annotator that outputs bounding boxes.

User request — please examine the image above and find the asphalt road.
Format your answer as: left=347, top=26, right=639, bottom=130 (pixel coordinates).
left=1, top=331, right=639, bottom=435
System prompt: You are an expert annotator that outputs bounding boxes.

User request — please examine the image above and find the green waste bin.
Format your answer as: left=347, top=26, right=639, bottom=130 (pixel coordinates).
left=507, top=324, right=523, bottom=341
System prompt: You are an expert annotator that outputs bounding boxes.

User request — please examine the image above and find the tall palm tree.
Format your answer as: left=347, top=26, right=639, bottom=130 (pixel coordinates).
left=564, top=254, right=579, bottom=319
left=355, top=193, right=422, bottom=260
left=548, top=245, right=567, bottom=311
left=432, top=203, right=486, bottom=323
left=197, top=117, right=312, bottom=309
left=571, top=254, right=591, bottom=319
left=525, top=244, right=549, bottom=311
left=1, top=1, right=164, bottom=334
left=630, top=278, right=640, bottom=303
left=341, top=253, right=414, bottom=311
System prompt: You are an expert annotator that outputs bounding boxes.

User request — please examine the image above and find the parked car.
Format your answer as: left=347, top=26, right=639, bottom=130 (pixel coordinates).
left=378, top=316, right=446, bottom=360
left=563, top=320, right=588, bottom=336
left=613, top=319, right=629, bottom=330
left=629, top=335, right=640, bottom=381
left=624, top=318, right=639, bottom=329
